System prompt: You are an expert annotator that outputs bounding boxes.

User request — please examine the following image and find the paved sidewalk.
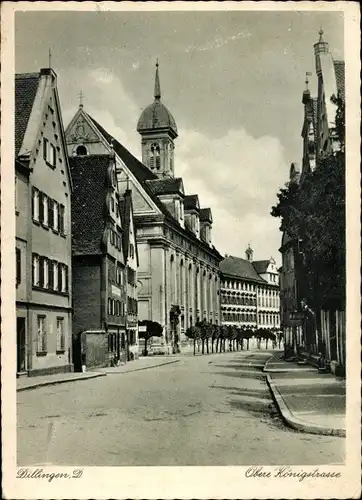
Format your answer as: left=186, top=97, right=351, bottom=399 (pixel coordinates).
left=264, top=350, right=316, bottom=373
left=264, top=353, right=346, bottom=437
left=17, top=371, right=106, bottom=392
left=96, top=356, right=180, bottom=374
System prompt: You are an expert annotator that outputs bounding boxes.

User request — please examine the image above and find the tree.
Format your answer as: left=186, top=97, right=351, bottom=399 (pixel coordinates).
left=243, top=328, right=253, bottom=350
left=185, top=325, right=201, bottom=356
left=138, top=320, right=163, bottom=356
left=271, top=95, right=345, bottom=312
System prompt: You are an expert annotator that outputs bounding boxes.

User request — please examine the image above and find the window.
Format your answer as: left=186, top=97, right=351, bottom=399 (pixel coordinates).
left=43, top=257, right=49, bottom=288
left=108, top=298, right=112, bottom=315
left=32, top=254, right=39, bottom=287
left=53, top=261, right=58, bottom=290
left=32, top=188, right=39, bottom=221
left=56, top=317, right=65, bottom=351
left=50, top=144, right=57, bottom=167
left=76, top=145, right=88, bottom=156
left=37, top=316, right=47, bottom=354
left=42, top=194, right=48, bottom=226
left=111, top=197, right=115, bottom=212
left=16, top=247, right=21, bottom=285
left=61, top=265, right=67, bottom=293
left=53, top=201, right=59, bottom=231
left=43, top=138, right=49, bottom=161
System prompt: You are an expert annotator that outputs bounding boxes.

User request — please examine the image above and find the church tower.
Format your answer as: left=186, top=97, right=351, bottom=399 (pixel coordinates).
left=137, top=61, right=178, bottom=178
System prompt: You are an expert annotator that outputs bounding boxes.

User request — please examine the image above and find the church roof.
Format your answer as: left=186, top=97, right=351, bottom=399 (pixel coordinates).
left=252, top=260, right=270, bottom=275
left=87, top=114, right=157, bottom=183
left=200, top=208, right=212, bottom=223
left=146, top=177, right=184, bottom=197
left=220, top=256, right=267, bottom=283
left=84, top=112, right=222, bottom=261
left=184, top=194, right=200, bottom=212
left=136, top=62, right=178, bottom=137
left=333, top=60, right=345, bottom=100
left=15, top=72, right=41, bottom=155
left=69, top=154, right=112, bottom=255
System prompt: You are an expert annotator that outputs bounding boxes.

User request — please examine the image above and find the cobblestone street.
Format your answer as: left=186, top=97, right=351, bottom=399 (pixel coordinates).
left=17, top=351, right=344, bottom=466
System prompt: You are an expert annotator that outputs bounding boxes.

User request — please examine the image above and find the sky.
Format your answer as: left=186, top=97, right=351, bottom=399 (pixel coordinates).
left=15, top=8, right=344, bottom=264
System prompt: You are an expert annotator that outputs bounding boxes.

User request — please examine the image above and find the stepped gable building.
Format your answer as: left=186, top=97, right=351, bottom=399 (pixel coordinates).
left=69, top=153, right=134, bottom=369
left=65, top=62, right=222, bottom=354
left=220, top=246, right=280, bottom=332
left=15, top=68, right=73, bottom=376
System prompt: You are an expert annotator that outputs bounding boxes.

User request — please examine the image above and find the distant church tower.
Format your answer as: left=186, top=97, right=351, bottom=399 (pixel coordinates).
left=245, top=244, right=254, bottom=262
left=137, top=61, right=178, bottom=178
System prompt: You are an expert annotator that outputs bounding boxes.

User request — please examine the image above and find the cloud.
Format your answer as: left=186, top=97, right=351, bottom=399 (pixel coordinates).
left=175, top=128, right=288, bottom=262
left=185, top=30, right=252, bottom=53
left=60, top=66, right=285, bottom=263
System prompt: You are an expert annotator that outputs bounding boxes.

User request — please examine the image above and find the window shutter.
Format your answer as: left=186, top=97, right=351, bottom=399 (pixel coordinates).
left=39, top=192, right=44, bottom=223
left=43, top=138, right=47, bottom=160
left=58, top=206, right=61, bottom=233
left=48, top=198, right=54, bottom=228
left=65, top=266, right=69, bottom=292
left=16, top=248, right=21, bottom=284
left=39, top=256, right=44, bottom=287
left=58, top=263, right=62, bottom=292
left=59, top=205, right=65, bottom=234
left=31, top=188, right=35, bottom=218
left=48, top=260, right=53, bottom=289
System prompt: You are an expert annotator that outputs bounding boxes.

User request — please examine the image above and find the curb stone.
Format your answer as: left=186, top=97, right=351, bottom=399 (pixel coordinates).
left=17, top=372, right=107, bottom=392
left=99, top=359, right=180, bottom=374
left=265, top=373, right=346, bottom=438
left=262, top=352, right=280, bottom=372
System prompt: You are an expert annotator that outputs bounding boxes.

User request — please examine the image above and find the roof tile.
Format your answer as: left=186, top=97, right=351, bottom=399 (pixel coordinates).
left=333, top=60, right=345, bottom=100
left=146, top=177, right=184, bottom=197
left=15, top=73, right=40, bottom=155
left=220, top=256, right=266, bottom=283
left=69, top=154, right=111, bottom=255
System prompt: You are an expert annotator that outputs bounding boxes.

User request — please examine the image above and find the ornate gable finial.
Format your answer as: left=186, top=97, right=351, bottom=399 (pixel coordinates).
left=319, top=27, right=324, bottom=42
left=305, top=71, right=312, bottom=91
left=154, top=59, right=161, bottom=100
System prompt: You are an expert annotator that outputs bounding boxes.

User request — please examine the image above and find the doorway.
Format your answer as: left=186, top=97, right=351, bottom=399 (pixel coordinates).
left=17, top=317, right=26, bottom=372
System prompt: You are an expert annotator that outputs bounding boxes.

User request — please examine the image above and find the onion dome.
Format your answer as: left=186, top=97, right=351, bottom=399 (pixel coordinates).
left=137, top=60, right=178, bottom=138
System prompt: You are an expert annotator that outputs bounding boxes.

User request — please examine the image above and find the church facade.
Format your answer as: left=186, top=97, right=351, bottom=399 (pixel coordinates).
left=65, top=63, right=222, bottom=353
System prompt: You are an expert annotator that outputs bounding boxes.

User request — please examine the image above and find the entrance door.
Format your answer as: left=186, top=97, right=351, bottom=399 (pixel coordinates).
left=17, top=317, right=26, bottom=372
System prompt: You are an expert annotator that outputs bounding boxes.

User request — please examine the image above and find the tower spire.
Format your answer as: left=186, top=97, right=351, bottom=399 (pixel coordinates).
left=154, top=59, right=161, bottom=100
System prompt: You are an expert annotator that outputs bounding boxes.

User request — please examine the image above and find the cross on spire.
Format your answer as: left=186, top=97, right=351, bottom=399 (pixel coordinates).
left=78, top=90, right=84, bottom=108
left=319, top=27, right=324, bottom=42
left=48, top=49, right=52, bottom=68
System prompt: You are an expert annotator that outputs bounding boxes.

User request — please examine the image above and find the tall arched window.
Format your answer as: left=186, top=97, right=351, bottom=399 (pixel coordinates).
left=150, top=143, right=160, bottom=170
